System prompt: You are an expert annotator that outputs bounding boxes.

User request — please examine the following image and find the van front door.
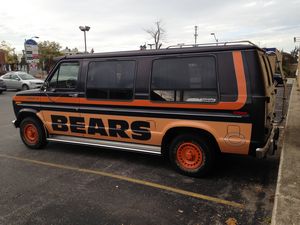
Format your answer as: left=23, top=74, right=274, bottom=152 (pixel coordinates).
left=41, top=61, right=83, bottom=137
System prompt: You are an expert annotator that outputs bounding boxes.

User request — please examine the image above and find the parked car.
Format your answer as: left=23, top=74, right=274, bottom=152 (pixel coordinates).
left=273, top=73, right=284, bottom=87
left=0, top=78, right=7, bottom=94
left=0, top=72, right=44, bottom=91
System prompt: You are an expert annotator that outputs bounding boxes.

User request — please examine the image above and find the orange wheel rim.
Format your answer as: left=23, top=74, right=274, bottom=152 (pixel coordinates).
left=176, top=142, right=203, bottom=170
left=23, top=124, right=38, bottom=144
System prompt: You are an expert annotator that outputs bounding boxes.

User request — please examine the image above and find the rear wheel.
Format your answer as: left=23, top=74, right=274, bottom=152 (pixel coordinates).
left=20, top=117, right=47, bottom=149
left=169, top=133, right=215, bottom=177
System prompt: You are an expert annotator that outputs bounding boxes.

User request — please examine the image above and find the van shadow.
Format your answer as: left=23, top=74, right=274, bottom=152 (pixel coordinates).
left=44, top=142, right=280, bottom=184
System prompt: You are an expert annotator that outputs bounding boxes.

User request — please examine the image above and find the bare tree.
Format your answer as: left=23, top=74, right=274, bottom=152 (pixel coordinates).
left=146, top=20, right=165, bottom=49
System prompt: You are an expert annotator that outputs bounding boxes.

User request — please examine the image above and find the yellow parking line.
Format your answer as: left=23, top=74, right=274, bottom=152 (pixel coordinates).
left=0, top=153, right=244, bottom=209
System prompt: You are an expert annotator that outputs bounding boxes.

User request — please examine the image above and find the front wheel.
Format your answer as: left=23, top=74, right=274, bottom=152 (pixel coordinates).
left=169, top=134, right=215, bottom=177
left=22, top=84, right=29, bottom=91
left=20, top=117, right=47, bottom=149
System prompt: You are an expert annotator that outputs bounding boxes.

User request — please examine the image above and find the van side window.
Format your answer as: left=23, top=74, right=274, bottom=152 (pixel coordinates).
left=86, top=61, right=135, bottom=100
left=49, top=62, right=80, bottom=89
left=151, top=56, right=218, bottom=103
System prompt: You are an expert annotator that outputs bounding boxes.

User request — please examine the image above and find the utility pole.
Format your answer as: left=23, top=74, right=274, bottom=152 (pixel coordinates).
left=194, top=26, right=198, bottom=46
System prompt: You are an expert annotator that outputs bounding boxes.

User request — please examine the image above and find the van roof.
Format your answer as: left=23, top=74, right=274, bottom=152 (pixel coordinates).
left=58, top=44, right=263, bottom=60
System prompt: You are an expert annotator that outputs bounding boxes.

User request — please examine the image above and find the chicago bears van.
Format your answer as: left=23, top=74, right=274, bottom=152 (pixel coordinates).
left=12, top=41, right=278, bottom=177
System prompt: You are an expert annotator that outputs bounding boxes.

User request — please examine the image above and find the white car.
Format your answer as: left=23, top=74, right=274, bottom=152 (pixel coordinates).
left=1, top=72, right=44, bottom=91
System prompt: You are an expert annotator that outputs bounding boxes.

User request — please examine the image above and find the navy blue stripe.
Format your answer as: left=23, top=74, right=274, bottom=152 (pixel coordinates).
left=18, top=103, right=251, bottom=123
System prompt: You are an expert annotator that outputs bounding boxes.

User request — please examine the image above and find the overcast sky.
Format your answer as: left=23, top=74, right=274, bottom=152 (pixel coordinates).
left=1, top=0, right=299, bottom=54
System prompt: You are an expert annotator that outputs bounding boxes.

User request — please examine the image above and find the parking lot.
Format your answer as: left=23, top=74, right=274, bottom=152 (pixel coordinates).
left=0, top=85, right=291, bottom=225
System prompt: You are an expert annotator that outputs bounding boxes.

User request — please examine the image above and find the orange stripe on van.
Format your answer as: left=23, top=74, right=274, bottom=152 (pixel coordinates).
left=13, top=51, right=247, bottom=110
left=39, top=110, right=252, bottom=154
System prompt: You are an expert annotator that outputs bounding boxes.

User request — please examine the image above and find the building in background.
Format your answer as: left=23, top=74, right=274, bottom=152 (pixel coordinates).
left=297, top=49, right=300, bottom=88
left=60, top=47, right=79, bottom=56
left=264, top=47, right=298, bottom=78
left=264, top=48, right=283, bottom=75
left=282, top=52, right=298, bottom=77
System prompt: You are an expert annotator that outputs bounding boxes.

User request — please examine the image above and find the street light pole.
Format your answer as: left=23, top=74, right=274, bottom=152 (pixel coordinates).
left=194, top=26, right=198, bottom=46
left=79, top=26, right=90, bottom=53
left=148, top=44, right=155, bottom=49
left=83, top=31, right=87, bottom=53
left=210, top=33, right=218, bottom=45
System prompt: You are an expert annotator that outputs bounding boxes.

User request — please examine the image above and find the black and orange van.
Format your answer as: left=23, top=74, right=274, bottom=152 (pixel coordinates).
left=12, top=41, right=279, bottom=177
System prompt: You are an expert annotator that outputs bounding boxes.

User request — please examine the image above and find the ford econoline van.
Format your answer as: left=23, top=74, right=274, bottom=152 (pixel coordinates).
left=12, top=41, right=278, bottom=177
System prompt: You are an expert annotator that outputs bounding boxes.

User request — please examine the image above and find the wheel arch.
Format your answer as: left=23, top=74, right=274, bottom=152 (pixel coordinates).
left=161, top=126, right=221, bottom=157
left=22, top=83, right=29, bottom=88
left=15, top=109, right=44, bottom=128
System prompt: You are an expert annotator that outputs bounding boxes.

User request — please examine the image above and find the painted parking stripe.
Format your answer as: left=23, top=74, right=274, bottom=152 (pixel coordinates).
left=0, top=153, right=244, bottom=209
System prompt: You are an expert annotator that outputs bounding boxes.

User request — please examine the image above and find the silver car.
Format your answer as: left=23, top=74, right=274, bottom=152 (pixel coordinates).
left=0, top=78, right=7, bottom=94
left=1, top=72, right=44, bottom=91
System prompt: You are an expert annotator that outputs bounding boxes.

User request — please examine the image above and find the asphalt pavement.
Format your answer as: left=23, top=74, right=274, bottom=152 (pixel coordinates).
left=0, top=85, right=292, bottom=225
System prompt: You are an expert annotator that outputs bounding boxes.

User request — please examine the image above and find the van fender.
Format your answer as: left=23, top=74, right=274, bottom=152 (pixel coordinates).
left=161, top=120, right=219, bottom=143
left=14, top=108, right=44, bottom=128
left=161, top=120, right=251, bottom=155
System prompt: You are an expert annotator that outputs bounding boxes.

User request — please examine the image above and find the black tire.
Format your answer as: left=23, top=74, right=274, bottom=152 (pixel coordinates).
left=20, top=117, right=47, bottom=149
left=0, top=90, right=2, bottom=94
left=169, top=133, right=215, bottom=177
left=22, top=84, right=29, bottom=91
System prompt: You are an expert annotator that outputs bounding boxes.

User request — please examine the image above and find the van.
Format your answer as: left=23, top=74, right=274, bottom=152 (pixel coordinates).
left=12, top=41, right=279, bottom=177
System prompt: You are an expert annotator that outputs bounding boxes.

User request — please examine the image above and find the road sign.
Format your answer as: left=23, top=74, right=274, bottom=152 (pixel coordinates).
left=24, top=39, right=39, bottom=63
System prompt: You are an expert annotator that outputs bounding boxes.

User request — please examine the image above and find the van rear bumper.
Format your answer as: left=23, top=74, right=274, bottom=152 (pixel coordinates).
left=256, top=126, right=279, bottom=158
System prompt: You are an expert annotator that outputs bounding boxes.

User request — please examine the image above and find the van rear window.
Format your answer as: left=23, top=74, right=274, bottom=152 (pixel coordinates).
left=217, top=52, right=238, bottom=102
left=86, top=61, right=135, bottom=100
left=151, top=56, right=218, bottom=103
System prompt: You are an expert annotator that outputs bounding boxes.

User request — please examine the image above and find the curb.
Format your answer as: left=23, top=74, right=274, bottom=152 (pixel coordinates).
left=271, top=80, right=300, bottom=225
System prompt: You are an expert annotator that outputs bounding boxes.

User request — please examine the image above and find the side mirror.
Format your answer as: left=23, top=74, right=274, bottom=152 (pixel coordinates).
left=42, top=81, right=56, bottom=92
left=41, top=81, right=49, bottom=91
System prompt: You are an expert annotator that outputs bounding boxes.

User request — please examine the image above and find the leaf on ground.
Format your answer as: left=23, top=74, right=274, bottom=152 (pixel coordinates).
left=226, top=217, right=238, bottom=225
left=254, top=185, right=263, bottom=193
left=178, top=209, right=184, bottom=213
